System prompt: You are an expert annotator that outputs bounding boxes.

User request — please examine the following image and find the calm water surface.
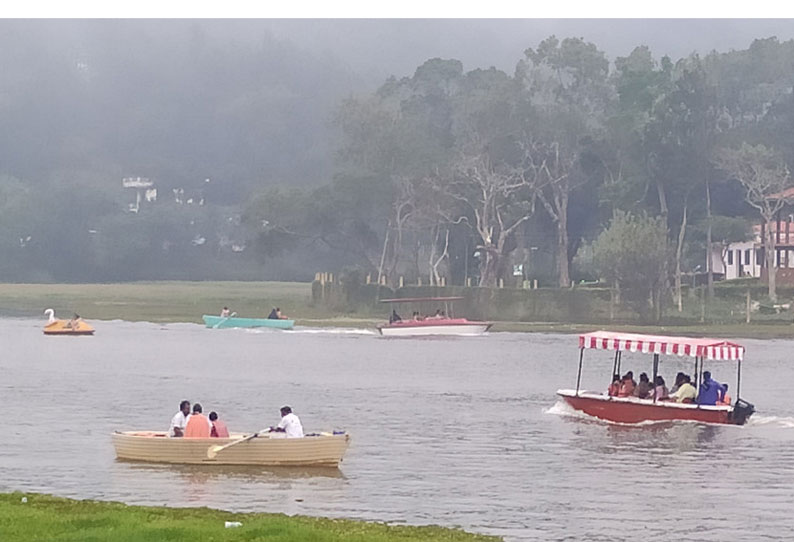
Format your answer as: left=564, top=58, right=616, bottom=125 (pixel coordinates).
left=2, top=317, right=793, bottom=541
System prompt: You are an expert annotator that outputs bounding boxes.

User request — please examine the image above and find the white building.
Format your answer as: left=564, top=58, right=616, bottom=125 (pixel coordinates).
left=710, top=221, right=794, bottom=280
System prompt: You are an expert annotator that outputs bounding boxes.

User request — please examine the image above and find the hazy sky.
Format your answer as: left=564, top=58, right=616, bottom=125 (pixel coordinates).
left=190, top=19, right=794, bottom=83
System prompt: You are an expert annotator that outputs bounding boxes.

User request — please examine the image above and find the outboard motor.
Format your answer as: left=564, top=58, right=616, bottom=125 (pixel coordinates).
left=729, top=398, right=755, bottom=425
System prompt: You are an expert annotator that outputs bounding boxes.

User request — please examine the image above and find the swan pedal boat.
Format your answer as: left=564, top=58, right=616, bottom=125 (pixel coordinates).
left=112, top=430, right=350, bottom=466
left=202, top=315, right=294, bottom=330
left=43, top=309, right=95, bottom=335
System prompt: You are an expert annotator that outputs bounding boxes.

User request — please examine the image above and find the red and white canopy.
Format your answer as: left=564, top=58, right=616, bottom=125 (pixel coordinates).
left=579, top=331, right=744, bottom=361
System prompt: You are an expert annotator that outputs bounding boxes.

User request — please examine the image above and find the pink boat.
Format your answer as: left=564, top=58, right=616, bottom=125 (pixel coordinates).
left=376, top=296, right=492, bottom=337
left=557, top=330, right=755, bottom=425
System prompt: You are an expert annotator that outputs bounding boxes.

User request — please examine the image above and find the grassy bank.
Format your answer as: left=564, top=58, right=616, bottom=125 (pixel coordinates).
left=0, top=281, right=332, bottom=324
left=0, top=492, right=498, bottom=542
left=1, top=281, right=793, bottom=338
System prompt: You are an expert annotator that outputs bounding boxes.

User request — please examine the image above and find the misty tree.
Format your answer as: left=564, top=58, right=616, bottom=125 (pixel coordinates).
left=712, top=143, right=794, bottom=301
left=516, top=36, right=613, bottom=288
left=592, top=212, right=670, bottom=322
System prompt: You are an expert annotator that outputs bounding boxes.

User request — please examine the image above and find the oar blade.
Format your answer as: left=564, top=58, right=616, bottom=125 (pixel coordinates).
left=207, top=445, right=223, bottom=459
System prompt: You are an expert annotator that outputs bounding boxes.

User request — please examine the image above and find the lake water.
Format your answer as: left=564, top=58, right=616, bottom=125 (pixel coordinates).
left=1, top=317, right=793, bottom=541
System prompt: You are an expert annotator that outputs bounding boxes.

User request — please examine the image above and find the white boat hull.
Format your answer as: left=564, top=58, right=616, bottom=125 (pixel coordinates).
left=378, top=323, right=491, bottom=337
left=112, top=431, right=350, bottom=467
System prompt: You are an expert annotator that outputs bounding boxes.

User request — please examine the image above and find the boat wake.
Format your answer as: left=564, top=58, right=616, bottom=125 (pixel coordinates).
left=745, top=415, right=794, bottom=428
left=283, top=327, right=378, bottom=336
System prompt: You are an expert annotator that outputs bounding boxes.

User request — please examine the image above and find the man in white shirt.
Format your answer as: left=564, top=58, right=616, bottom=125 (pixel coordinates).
left=169, top=400, right=190, bottom=437
left=269, top=405, right=304, bottom=438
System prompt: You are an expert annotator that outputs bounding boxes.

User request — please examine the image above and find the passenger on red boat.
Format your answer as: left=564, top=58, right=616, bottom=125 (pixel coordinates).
left=696, top=371, right=723, bottom=406
left=209, top=411, right=230, bottom=438
left=717, top=384, right=732, bottom=406
left=618, top=371, right=636, bottom=397
left=607, top=374, right=621, bottom=396
left=184, top=403, right=212, bottom=438
left=633, top=372, right=652, bottom=399
left=669, top=372, right=686, bottom=394
left=428, top=309, right=444, bottom=320
left=649, top=376, right=669, bottom=400
left=169, top=400, right=190, bottom=437
left=412, top=311, right=423, bottom=321
left=669, top=375, right=696, bottom=403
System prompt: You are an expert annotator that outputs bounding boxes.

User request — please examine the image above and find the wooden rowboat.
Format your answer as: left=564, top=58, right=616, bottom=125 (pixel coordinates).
left=112, top=431, right=350, bottom=467
left=202, top=315, right=294, bottom=330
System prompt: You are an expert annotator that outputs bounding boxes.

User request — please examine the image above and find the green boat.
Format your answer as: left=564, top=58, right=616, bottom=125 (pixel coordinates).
left=202, top=315, right=294, bottom=330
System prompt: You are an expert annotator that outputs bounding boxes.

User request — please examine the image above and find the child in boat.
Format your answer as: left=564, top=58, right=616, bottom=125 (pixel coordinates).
left=209, top=411, right=230, bottom=438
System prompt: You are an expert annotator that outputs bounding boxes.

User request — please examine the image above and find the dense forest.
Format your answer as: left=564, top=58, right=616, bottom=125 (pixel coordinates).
left=2, top=22, right=794, bottom=308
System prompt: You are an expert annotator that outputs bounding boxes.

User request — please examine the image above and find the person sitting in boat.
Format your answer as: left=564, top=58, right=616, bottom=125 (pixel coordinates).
left=669, top=374, right=696, bottom=403
left=617, top=371, right=636, bottom=397
left=607, top=374, right=621, bottom=396
left=633, top=372, right=652, bottom=399
left=209, top=411, right=230, bottom=438
left=717, top=384, right=732, bottom=406
left=268, top=307, right=289, bottom=320
left=169, top=400, right=191, bottom=437
left=220, top=307, right=231, bottom=317
left=650, top=375, right=669, bottom=400
left=267, top=405, right=304, bottom=438
left=412, top=311, right=424, bottom=321
left=389, top=309, right=402, bottom=324
left=669, top=372, right=686, bottom=394
left=66, top=313, right=81, bottom=329
left=697, top=371, right=724, bottom=406
left=184, top=403, right=212, bottom=438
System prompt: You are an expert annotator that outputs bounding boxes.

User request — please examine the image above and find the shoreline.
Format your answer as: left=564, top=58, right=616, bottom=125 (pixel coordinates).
left=0, top=492, right=499, bottom=541
left=0, top=281, right=791, bottom=339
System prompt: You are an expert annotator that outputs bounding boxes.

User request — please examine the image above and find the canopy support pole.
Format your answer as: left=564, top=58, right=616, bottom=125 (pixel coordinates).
left=612, top=351, right=619, bottom=378
left=575, top=348, right=584, bottom=396
left=736, top=357, right=742, bottom=401
left=652, top=353, right=659, bottom=403
left=617, top=351, right=622, bottom=377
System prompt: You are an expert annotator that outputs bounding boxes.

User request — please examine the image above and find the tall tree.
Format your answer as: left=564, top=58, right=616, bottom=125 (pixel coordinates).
left=713, top=143, right=794, bottom=301
left=516, top=36, right=613, bottom=287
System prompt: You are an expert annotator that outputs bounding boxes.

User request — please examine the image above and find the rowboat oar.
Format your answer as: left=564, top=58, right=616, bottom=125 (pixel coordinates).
left=213, top=311, right=237, bottom=329
left=206, top=428, right=269, bottom=459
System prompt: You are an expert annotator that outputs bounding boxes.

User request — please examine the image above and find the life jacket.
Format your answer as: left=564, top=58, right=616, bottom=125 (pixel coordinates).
left=184, top=414, right=210, bottom=438
left=718, top=393, right=732, bottom=406
left=211, top=420, right=230, bottom=438
left=618, top=380, right=635, bottom=397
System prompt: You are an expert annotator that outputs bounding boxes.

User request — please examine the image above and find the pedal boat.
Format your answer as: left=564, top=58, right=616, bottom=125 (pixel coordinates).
left=43, top=309, right=95, bottom=335
left=557, top=330, right=755, bottom=425
left=112, top=430, right=350, bottom=467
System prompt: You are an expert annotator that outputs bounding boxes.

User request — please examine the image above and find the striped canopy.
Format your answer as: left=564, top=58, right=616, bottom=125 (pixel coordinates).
left=579, top=331, right=744, bottom=361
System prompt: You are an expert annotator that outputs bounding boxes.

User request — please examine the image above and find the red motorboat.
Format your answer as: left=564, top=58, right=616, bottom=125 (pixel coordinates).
left=557, top=330, right=755, bottom=425
left=376, top=296, right=492, bottom=337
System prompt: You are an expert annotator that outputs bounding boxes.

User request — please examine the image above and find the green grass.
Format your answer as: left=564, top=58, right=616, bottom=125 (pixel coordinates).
left=1, top=281, right=793, bottom=337
left=0, top=281, right=331, bottom=324
left=0, top=492, right=499, bottom=542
